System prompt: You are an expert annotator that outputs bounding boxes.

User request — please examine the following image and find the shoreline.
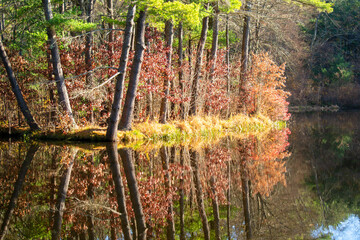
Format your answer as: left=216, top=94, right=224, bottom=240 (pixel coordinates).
left=0, top=114, right=286, bottom=148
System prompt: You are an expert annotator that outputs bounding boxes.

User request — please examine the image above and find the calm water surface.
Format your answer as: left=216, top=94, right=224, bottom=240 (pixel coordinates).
left=0, top=112, right=359, bottom=239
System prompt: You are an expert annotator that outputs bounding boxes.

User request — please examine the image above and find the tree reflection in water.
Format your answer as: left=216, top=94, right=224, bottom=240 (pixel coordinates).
left=0, top=127, right=293, bottom=239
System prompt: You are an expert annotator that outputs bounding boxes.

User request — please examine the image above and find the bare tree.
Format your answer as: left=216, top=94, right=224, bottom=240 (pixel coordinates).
left=119, top=10, right=147, bottom=130
left=0, top=38, right=40, bottom=131
left=42, top=0, right=77, bottom=128
left=106, top=4, right=137, bottom=141
left=189, top=4, right=209, bottom=116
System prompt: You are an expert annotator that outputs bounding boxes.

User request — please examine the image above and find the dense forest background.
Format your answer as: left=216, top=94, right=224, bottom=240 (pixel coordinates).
left=0, top=0, right=358, bottom=134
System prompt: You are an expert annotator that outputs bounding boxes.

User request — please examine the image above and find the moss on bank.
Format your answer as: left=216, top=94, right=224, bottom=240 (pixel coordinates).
left=0, top=114, right=285, bottom=148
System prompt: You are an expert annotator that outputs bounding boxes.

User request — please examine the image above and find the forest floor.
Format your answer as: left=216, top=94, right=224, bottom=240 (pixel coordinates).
left=0, top=114, right=285, bottom=149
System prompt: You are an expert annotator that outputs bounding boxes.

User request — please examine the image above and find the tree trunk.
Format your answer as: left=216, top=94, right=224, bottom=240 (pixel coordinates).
left=227, top=143, right=231, bottom=240
left=52, top=149, right=77, bottom=240
left=160, top=147, right=175, bottom=240
left=42, top=0, right=77, bottom=128
left=179, top=146, right=186, bottom=240
left=0, top=38, right=40, bottom=131
left=190, top=150, right=210, bottom=240
left=0, top=144, right=39, bottom=240
left=189, top=5, right=209, bottom=116
left=106, top=4, right=136, bottom=141
left=159, top=15, right=174, bottom=124
left=240, top=153, right=252, bottom=239
left=119, top=148, right=147, bottom=239
left=86, top=154, right=95, bottom=240
left=205, top=6, right=219, bottom=114
left=107, top=0, right=115, bottom=53
left=226, top=14, right=230, bottom=95
left=106, top=143, right=133, bottom=240
left=210, top=176, right=221, bottom=240
left=119, top=10, right=146, bottom=130
left=178, top=23, right=185, bottom=120
left=85, top=0, right=95, bottom=86
left=239, top=0, right=251, bottom=109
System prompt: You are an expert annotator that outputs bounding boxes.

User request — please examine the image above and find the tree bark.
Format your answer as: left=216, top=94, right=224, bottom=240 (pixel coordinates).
left=179, top=146, right=186, bottom=240
left=85, top=0, right=95, bottom=86
left=52, top=149, right=77, bottom=240
left=205, top=6, right=219, bottom=114
left=42, top=0, right=77, bottom=128
left=240, top=153, right=252, bottom=239
left=0, top=144, right=39, bottom=240
left=0, top=38, right=40, bottom=131
left=106, top=143, right=133, bottom=240
left=119, top=148, right=147, bottom=239
left=106, top=4, right=136, bottom=141
left=159, top=14, right=174, bottom=124
left=160, top=147, right=175, bottom=240
left=227, top=145, right=231, bottom=240
left=190, top=150, right=210, bottom=240
left=210, top=176, right=221, bottom=240
left=86, top=154, right=95, bottom=240
left=239, top=0, right=251, bottom=108
left=189, top=5, right=209, bottom=116
left=119, top=10, right=146, bottom=130
left=178, top=23, right=185, bottom=120
left=107, top=0, right=115, bottom=53
left=226, top=14, right=230, bottom=95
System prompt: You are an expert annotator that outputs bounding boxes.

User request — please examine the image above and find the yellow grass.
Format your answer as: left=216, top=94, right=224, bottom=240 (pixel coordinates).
left=3, top=114, right=285, bottom=150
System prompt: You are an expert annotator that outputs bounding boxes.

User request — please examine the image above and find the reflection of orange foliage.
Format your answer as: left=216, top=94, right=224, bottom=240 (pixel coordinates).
left=134, top=151, right=192, bottom=228
left=204, top=147, right=231, bottom=204
left=235, top=129, right=290, bottom=197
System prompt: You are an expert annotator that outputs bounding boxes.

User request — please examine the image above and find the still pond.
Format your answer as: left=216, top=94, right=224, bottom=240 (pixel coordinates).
left=1, top=112, right=359, bottom=239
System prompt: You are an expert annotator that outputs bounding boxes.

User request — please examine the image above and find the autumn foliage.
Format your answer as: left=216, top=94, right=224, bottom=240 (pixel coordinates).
left=0, top=27, right=289, bottom=129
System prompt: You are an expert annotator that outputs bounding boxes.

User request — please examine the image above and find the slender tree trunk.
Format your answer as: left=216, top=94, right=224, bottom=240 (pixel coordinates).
left=59, top=0, right=65, bottom=13
left=0, top=38, right=40, bottom=131
left=106, top=4, right=136, bottom=141
left=42, top=0, right=77, bottom=128
left=226, top=14, right=230, bottom=95
left=178, top=23, right=185, bottom=120
left=119, top=10, right=146, bottom=130
left=52, top=149, right=77, bottom=240
left=87, top=154, right=95, bottom=240
left=227, top=145, right=231, bottom=240
left=119, top=148, right=147, bottom=239
left=85, top=0, right=95, bottom=123
left=85, top=0, right=95, bottom=86
left=189, top=5, right=209, bottom=116
left=240, top=153, right=252, bottom=239
left=159, top=14, right=174, bottom=124
left=0, top=144, right=39, bottom=240
left=210, top=176, right=221, bottom=240
left=205, top=6, right=219, bottom=114
left=179, top=146, right=185, bottom=240
left=160, top=147, right=175, bottom=240
left=239, top=0, right=251, bottom=109
left=190, top=150, right=210, bottom=240
left=107, top=0, right=115, bottom=53
left=225, top=14, right=231, bottom=117
left=0, top=8, right=4, bottom=41
left=46, top=50, right=56, bottom=124
left=106, top=143, right=133, bottom=240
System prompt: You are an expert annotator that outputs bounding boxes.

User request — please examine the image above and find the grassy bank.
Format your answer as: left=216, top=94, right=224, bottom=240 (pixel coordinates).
left=1, top=114, right=285, bottom=148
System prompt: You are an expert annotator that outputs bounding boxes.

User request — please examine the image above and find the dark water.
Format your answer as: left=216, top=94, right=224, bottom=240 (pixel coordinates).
left=0, top=112, right=359, bottom=239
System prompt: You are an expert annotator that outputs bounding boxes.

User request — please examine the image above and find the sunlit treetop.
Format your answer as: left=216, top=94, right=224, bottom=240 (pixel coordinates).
left=286, top=0, right=334, bottom=12
left=137, top=0, right=242, bottom=29
left=219, top=0, right=242, bottom=13
left=138, top=0, right=203, bottom=28
left=47, top=10, right=97, bottom=32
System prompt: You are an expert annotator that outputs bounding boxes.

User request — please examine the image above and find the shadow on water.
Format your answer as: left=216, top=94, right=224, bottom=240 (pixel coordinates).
left=0, top=111, right=359, bottom=239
